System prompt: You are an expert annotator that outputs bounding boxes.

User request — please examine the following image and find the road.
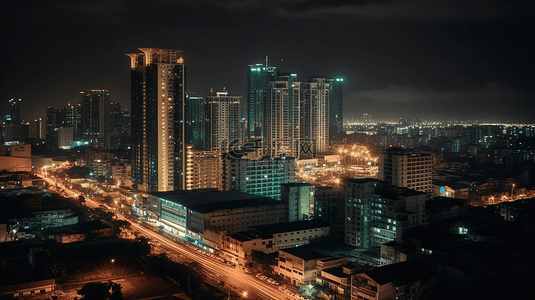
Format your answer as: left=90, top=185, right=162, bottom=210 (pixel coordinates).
left=35, top=169, right=297, bottom=300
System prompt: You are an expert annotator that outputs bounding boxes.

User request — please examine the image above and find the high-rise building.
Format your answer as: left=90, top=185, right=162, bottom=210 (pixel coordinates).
left=8, top=98, right=22, bottom=125
left=327, top=78, right=344, bottom=137
left=378, top=147, right=434, bottom=193
left=185, top=94, right=205, bottom=148
left=185, top=145, right=222, bottom=191
left=29, top=118, right=47, bottom=140
left=281, top=182, right=315, bottom=222
left=265, top=73, right=301, bottom=158
left=109, top=102, right=125, bottom=148
left=314, top=185, right=344, bottom=226
left=205, top=91, right=242, bottom=152
left=223, top=155, right=295, bottom=200
left=81, top=90, right=111, bottom=147
left=344, top=178, right=428, bottom=248
left=58, top=127, right=73, bottom=149
left=247, top=61, right=277, bottom=138
left=46, top=107, right=65, bottom=128
left=127, top=48, right=186, bottom=192
left=64, top=103, right=82, bottom=140
left=301, top=77, right=330, bottom=154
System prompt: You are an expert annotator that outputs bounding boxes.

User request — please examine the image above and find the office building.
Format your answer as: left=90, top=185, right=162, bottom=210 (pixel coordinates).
left=314, top=185, right=345, bottom=237
left=301, top=77, right=330, bottom=154
left=327, top=78, right=344, bottom=136
left=8, top=98, right=21, bottom=125
left=146, top=190, right=287, bottom=240
left=28, top=118, right=47, bottom=140
left=378, top=147, right=434, bottom=193
left=64, top=103, right=82, bottom=140
left=344, top=178, right=378, bottom=248
left=221, top=219, right=330, bottom=265
left=281, top=182, right=315, bottom=221
left=223, top=155, right=295, bottom=200
left=127, top=48, right=186, bottom=192
left=109, top=102, right=123, bottom=148
left=277, top=247, right=329, bottom=286
left=81, top=90, right=111, bottom=147
left=185, top=94, right=205, bottom=148
left=205, top=91, right=242, bottom=152
left=247, top=61, right=277, bottom=137
left=58, top=127, right=73, bottom=149
left=344, top=179, right=428, bottom=248
left=351, top=260, right=436, bottom=300
left=265, top=73, right=301, bottom=157
left=185, top=145, right=222, bottom=191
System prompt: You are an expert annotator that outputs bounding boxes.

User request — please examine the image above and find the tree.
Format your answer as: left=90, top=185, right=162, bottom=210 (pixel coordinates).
left=251, top=250, right=277, bottom=273
left=77, top=281, right=122, bottom=300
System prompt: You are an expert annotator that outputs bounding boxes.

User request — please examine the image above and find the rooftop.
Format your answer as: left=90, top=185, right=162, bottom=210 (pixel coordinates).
left=280, top=247, right=328, bottom=261
left=251, top=219, right=329, bottom=234
left=149, top=190, right=283, bottom=213
left=343, top=178, right=378, bottom=184
left=363, top=259, right=435, bottom=285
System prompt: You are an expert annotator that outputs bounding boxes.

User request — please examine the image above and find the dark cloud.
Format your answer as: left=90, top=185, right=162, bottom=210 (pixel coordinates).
left=1, top=0, right=534, bottom=123
left=347, top=82, right=527, bottom=122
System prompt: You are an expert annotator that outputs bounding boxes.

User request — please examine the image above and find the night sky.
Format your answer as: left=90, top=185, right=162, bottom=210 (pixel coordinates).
left=2, top=0, right=534, bottom=123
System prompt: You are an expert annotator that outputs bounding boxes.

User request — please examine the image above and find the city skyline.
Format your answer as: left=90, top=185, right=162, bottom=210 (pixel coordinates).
left=2, top=0, right=534, bottom=123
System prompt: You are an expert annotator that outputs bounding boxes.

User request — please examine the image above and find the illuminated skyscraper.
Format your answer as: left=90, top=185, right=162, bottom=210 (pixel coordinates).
left=301, top=77, right=330, bottom=154
left=64, top=103, right=82, bottom=140
left=205, top=91, right=243, bottom=152
left=327, top=78, right=344, bottom=136
left=265, top=73, right=301, bottom=157
left=8, top=98, right=21, bottom=125
left=185, top=94, right=205, bottom=148
left=127, top=48, right=186, bottom=192
left=81, top=90, right=110, bottom=147
left=247, top=60, right=277, bottom=137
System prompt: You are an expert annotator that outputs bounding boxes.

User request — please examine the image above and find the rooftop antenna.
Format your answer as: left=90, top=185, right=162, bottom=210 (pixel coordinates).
left=266, top=55, right=268, bottom=67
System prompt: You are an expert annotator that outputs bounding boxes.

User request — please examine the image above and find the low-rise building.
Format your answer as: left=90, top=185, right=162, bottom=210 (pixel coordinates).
left=221, top=231, right=274, bottom=266
left=252, top=219, right=330, bottom=250
left=220, top=219, right=330, bottom=265
left=146, top=190, right=288, bottom=252
left=316, top=256, right=361, bottom=300
left=277, top=247, right=329, bottom=286
left=351, top=260, right=436, bottom=300
left=426, top=196, right=469, bottom=222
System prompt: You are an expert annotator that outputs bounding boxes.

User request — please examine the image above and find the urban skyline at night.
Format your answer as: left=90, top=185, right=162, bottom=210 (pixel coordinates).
left=2, top=1, right=535, bottom=299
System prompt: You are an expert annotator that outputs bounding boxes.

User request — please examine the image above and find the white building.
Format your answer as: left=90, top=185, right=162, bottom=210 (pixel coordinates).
left=301, top=78, right=330, bottom=154
left=378, top=147, right=434, bottom=193
left=58, top=127, right=73, bottom=149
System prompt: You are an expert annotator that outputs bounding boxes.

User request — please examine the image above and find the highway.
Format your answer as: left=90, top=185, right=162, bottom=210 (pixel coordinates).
left=35, top=168, right=298, bottom=300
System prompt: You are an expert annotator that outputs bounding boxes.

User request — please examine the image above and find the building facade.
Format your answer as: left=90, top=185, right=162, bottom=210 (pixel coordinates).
left=344, top=179, right=428, bottom=248
left=379, top=147, right=434, bottom=193
left=205, top=91, right=242, bottom=152
left=185, top=145, right=222, bottom=191
left=301, top=78, right=330, bottom=154
left=281, top=182, right=315, bottom=221
left=127, top=48, right=186, bottom=192
left=64, top=103, right=82, bottom=140
left=80, top=90, right=111, bottom=147
left=223, top=156, right=295, bottom=200
left=327, top=78, right=344, bottom=137
left=247, top=61, right=277, bottom=137
left=351, top=260, right=436, bottom=300
left=185, top=94, right=205, bottom=148
left=265, top=74, right=301, bottom=158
